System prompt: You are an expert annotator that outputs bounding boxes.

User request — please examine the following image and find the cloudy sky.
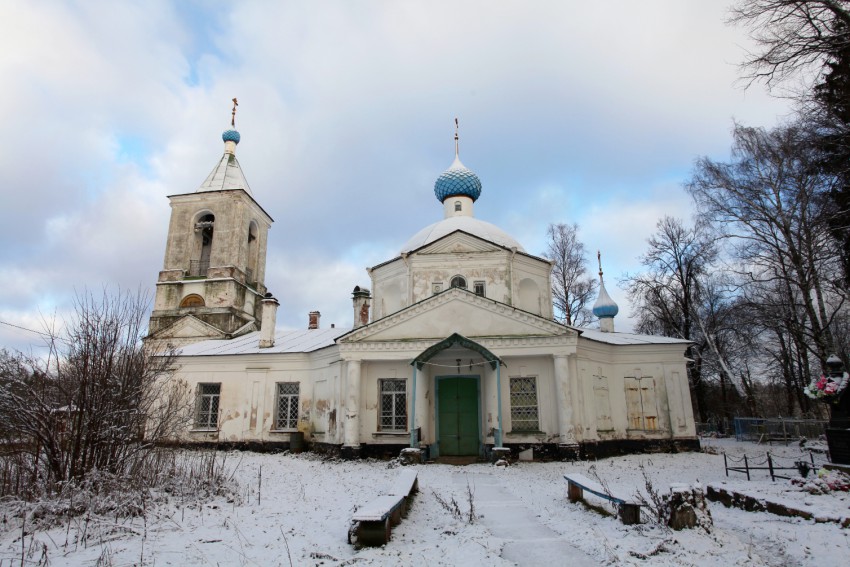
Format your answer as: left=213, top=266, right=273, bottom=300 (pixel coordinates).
left=0, top=0, right=792, bottom=353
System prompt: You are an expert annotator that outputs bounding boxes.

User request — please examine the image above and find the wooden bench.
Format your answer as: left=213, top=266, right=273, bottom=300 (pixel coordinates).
left=349, top=469, right=419, bottom=546
left=564, top=473, right=642, bottom=525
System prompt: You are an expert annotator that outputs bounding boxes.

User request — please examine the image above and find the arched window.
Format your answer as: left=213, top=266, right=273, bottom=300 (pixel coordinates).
left=180, top=294, right=205, bottom=308
left=454, top=200, right=462, bottom=212
left=246, top=220, right=259, bottom=285
left=192, top=213, right=215, bottom=276
left=450, top=275, right=467, bottom=289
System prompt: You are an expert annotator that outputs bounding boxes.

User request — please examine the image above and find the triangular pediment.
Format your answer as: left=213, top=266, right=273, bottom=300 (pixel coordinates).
left=149, top=315, right=227, bottom=341
left=416, top=230, right=505, bottom=255
left=340, top=288, right=573, bottom=343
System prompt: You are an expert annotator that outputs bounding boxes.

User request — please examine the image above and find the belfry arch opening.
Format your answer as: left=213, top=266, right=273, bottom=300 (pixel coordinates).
left=192, top=212, right=215, bottom=276
left=246, top=220, right=259, bottom=285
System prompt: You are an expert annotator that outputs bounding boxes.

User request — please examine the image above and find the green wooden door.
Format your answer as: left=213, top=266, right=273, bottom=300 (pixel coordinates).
left=438, top=377, right=480, bottom=456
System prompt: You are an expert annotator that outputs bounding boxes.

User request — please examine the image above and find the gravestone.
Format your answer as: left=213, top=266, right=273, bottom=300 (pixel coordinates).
left=824, top=356, right=850, bottom=465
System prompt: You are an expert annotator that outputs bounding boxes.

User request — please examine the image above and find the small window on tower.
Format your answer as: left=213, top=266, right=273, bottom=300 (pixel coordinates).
left=450, top=276, right=467, bottom=289
left=454, top=200, right=462, bottom=212
left=474, top=281, right=485, bottom=296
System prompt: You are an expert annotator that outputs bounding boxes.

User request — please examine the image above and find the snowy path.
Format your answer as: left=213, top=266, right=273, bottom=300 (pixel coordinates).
left=454, top=470, right=597, bottom=566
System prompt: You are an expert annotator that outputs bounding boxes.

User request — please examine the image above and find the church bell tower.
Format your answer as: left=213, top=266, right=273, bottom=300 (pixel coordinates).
left=147, top=101, right=273, bottom=347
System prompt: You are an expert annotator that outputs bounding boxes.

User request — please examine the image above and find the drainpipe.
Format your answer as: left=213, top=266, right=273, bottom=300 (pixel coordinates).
left=410, top=365, right=418, bottom=448
left=496, top=362, right=503, bottom=447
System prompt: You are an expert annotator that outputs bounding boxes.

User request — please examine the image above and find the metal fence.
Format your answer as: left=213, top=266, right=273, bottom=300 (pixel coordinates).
left=732, top=417, right=827, bottom=445
left=696, top=420, right=732, bottom=436
left=723, top=451, right=822, bottom=481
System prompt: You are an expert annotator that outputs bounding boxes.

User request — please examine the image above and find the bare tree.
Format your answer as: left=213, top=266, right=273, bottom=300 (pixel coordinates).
left=687, top=123, right=846, bottom=370
left=0, top=289, right=191, bottom=492
left=731, top=0, right=850, bottom=286
left=624, top=216, right=724, bottom=421
left=730, top=0, right=850, bottom=88
left=544, top=223, right=597, bottom=326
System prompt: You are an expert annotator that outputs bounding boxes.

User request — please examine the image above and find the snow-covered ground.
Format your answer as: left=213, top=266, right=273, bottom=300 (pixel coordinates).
left=1, top=438, right=848, bottom=566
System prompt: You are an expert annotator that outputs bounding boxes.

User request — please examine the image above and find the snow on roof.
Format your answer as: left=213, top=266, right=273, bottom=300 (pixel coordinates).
left=176, top=326, right=350, bottom=356
left=577, top=328, right=691, bottom=346
left=400, top=216, right=525, bottom=253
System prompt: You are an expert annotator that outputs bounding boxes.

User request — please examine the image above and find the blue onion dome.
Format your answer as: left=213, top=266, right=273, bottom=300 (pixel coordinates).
left=434, top=155, right=482, bottom=203
left=593, top=280, right=619, bottom=318
left=222, top=129, right=241, bottom=144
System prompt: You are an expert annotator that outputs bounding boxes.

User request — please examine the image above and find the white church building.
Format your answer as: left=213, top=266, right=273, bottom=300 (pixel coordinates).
left=146, top=121, right=699, bottom=460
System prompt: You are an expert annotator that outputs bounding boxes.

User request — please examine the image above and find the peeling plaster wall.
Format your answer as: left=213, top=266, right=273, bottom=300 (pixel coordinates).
left=573, top=339, right=696, bottom=443
left=149, top=189, right=272, bottom=347
left=370, top=260, right=408, bottom=320
left=160, top=191, right=271, bottom=279
left=168, top=348, right=342, bottom=445
left=500, top=356, right=558, bottom=443
left=163, top=332, right=694, bottom=452
left=358, top=361, right=412, bottom=445
left=370, top=242, right=553, bottom=320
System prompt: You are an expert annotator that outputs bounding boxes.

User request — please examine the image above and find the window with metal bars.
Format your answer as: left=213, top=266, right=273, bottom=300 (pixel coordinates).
left=510, top=376, right=539, bottom=431
left=450, top=275, right=467, bottom=289
left=379, top=379, right=407, bottom=431
left=276, top=382, right=300, bottom=430
left=473, top=281, right=485, bottom=296
left=195, top=383, right=220, bottom=429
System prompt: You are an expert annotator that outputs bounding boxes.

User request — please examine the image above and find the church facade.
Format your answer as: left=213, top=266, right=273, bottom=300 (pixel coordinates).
left=146, top=122, right=699, bottom=460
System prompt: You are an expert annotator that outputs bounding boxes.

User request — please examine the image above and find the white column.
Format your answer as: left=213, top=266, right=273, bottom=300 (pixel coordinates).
left=553, top=354, right=575, bottom=443
left=344, top=360, right=362, bottom=448
left=568, top=354, right=584, bottom=441
left=415, top=365, right=429, bottom=444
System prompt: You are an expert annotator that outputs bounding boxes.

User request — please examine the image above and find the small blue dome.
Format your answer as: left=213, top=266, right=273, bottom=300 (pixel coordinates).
left=222, top=129, right=241, bottom=144
left=592, top=281, right=619, bottom=318
left=593, top=302, right=619, bottom=318
left=434, top=156, right=482, bottom=203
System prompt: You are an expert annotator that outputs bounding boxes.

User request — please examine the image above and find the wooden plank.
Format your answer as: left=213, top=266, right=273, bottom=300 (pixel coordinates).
left=563, top=474, right=637, bottom=506
left=352, top=495, right=404, bottom=522
left=388, top=469, right=418, bottom=496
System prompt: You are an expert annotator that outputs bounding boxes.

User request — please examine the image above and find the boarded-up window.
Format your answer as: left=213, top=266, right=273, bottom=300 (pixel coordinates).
left=593, top=375, right=613, bottom=430
left=625, top=377, right=658, bottom=430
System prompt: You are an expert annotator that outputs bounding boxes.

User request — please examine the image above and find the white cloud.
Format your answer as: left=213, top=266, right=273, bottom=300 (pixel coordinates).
left=0, top=1, right=794, bottom=352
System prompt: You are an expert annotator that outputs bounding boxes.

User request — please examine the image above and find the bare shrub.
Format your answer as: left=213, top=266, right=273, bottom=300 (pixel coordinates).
left=465, top=480, right=476, bottom=524
left=432, top=479, right=476, bottom=524
left=633, top=461, right=669, bottom=525
left=432, top=489, right=464, bottom=521
left=0, top=289, right=193, bottom=498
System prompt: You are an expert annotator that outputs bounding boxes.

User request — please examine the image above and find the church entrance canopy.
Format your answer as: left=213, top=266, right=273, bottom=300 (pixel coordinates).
left=409, top=333, right=505, bottom=450
left=410, top=332, right=503, bottom=371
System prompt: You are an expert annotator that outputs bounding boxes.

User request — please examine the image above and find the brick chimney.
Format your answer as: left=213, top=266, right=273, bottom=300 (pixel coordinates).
left=352, top=286, right=371, bottom=329
left=308, top=310, right=321, bottom=330
left=259, top=293, right=279, bottom=348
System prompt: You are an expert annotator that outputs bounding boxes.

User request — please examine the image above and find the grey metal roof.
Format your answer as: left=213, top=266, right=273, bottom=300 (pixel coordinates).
left=197, top=152, right=253, bottom=195
left=177, top=326, right=351, bottom=357
left=577, top=328, right=690, bottom=346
